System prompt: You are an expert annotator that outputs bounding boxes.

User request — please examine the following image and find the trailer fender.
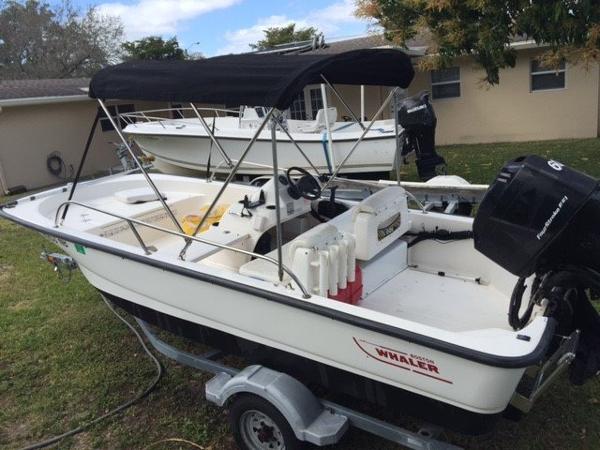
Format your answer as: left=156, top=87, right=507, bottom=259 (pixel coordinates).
left=205, top=365, right=348, bottom=446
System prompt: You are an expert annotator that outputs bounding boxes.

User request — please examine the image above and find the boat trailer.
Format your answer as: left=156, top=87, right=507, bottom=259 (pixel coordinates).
left=134, top=318, right=462, bottom=450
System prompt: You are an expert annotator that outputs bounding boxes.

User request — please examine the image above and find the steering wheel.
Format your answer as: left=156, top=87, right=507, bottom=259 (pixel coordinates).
left=286, top=167, right=322, bottom=200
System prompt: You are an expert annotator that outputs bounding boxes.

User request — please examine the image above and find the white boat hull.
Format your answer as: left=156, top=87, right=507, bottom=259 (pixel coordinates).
left=125, top=120, right=398, bottom=176
left=0, top=173, right=553, bottom=431
left=59, top=236, right=534, bottom=416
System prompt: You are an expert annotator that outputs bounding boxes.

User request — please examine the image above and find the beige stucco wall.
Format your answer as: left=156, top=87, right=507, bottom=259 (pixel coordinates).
left=329, top=48, right=600, bottom=145
left=0, top=99, right=161, bottom=193
left=406, top=48, right=600, bottom=145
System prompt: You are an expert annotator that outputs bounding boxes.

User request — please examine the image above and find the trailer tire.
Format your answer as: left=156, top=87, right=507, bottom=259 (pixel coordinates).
left=228, top=394, right=304, bottom=450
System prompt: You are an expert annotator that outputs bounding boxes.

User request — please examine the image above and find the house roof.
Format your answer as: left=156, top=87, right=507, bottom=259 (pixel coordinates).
left=303, top=34, right=394, bottom=54
left=0, top=78, right=90, bottom=107
left=299, top=34, right=431, bottom=56
left=293, top=33, right=533, bottom=56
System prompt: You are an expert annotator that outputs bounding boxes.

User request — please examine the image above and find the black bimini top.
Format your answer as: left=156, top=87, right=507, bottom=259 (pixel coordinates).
left=88, top=49, right=414, bottom=110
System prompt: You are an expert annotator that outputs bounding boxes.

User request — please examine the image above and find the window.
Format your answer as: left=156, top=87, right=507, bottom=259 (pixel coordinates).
left=308, top=87, right=324, bottom=120
left=98, top=104, right=135, bottom=132
left=289, top=90, right=307, bottom=120
left=287, top=85, right=325, bottom=120
left=531, top=59, right=566, bottom=91
left=431, top=67, right=460, bottom=99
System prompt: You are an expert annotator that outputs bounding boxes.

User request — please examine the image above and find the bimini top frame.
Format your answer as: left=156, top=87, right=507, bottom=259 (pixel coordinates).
left=62, top=49, right=415, bottom=290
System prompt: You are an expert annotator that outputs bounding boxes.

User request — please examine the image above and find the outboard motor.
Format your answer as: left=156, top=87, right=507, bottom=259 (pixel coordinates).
left=474, top=155, right=600, bottom=278
left=474, top=155, right=600, bottom=384
left=397, top=92, right=446, bottom=181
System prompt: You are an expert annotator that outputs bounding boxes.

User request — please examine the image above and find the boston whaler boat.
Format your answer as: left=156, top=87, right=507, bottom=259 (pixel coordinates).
left=121, top=103, right=399, bottom=177
left=117, top=53, right=446, bottom=180
left=3, top=50, right=600, bottom=449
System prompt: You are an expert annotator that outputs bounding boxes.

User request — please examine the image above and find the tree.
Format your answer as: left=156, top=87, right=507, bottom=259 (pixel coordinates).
left=0, top=0, right=123, bottom=79
left=122, top=36, right=189, bottom=61
left=356, top=1, right=600, bottom=84
left=250, top=23, right=318, bottom=51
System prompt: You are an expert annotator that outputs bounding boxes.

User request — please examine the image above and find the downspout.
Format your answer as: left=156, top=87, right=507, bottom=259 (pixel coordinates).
left=0, top=107, right=11, bottom=195
left=597, top=64, right=600, bottom=137
left=0, top=158, right=9, bottom=196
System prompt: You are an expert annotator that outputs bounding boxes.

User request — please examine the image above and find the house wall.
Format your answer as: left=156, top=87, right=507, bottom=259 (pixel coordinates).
left=406, top=48, right=600, bottom=145
left=0, top=99, right=161, bottom=194
left=328, top=48, right=600, bottom=145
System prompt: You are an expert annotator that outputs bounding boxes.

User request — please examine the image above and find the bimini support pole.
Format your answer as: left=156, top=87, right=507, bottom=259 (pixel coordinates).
left=271, top=111, right=284, bottom=282
left=60, top=109, right=101, bottom=223
left=277, top=121, right=321, bottom=176
left=360, top=85, right=365, bottom=122
left=179, top=107, right=276, bottom=260
left=320, top=75, right=366, bottom=131
left=97, top=99, right=184, bottom=234
left=393, top=89, right=403, bottom=186
left=320, top=83, right=335, bottom=173
left=189, top=103, right=234, bottom=168
left=323, top=87, right=399, bottom=191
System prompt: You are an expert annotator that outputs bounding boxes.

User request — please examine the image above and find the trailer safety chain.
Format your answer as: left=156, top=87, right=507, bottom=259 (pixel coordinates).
left=18, top=295, right=163, bottom=450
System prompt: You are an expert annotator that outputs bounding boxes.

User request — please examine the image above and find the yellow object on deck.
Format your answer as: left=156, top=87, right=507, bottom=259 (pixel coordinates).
left=181, top=204, right=229, bottom=235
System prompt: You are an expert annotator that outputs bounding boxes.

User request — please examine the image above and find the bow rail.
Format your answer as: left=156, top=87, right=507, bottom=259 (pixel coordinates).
left=54, top=200, right=312, bottom=299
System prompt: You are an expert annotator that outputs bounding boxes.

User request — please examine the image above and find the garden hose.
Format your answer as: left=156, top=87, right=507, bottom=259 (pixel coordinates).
left=19, top=295, right=163, bottom=450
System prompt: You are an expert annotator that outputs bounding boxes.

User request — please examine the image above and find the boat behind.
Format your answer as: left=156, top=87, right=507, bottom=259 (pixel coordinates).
left=123, top=114, right=399, bottom=176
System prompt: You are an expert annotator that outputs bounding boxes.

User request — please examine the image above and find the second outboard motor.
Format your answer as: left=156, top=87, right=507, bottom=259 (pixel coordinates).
left=397, top=91, right=446, bottom=181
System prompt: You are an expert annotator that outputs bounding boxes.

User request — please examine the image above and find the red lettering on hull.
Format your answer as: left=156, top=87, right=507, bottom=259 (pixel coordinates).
left=353, top=337, right=453, bottom=384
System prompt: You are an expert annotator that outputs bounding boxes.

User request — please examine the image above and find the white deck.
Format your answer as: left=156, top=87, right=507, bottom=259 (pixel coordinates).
left=361, top=268, right=509, bottom=332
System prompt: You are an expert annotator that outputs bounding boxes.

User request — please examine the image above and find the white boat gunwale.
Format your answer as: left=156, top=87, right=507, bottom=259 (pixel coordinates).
left=0, top=199, right=557, bottom=370
left=123, top=124, right=397, bottom=143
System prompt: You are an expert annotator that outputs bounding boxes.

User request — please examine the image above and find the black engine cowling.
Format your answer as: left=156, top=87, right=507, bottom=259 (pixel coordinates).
left=473, top=155, right=600, bottom=278
left=474, top=155, right=600, bottom=384
left=397, top=91, right=446, bottom=181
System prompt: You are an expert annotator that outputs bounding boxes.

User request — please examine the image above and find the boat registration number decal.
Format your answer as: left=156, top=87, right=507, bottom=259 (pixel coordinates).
left=75, top=244, right=86, bottom=255
left=353, top=337, right=453, bottom=384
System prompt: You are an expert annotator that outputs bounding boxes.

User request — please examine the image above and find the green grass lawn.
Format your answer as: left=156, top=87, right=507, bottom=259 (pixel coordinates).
left=1, top=137, right=600, bottom=450
left=400, top=137, right=600, bottom=184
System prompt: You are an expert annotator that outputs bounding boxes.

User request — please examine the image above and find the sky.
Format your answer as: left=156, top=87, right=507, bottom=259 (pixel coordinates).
left=62, top=0, right=374, bottom=56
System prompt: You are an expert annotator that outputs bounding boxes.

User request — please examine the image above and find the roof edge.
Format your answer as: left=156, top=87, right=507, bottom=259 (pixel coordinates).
left=0, top=94, right=91, bottom=108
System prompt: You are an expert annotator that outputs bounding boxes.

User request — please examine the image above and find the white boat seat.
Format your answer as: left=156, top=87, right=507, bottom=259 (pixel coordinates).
left=352, top=186, right=411, bottom=261
left=114, top=188, right=166, bottom=204
left=295, top=107, right=337, bottom=133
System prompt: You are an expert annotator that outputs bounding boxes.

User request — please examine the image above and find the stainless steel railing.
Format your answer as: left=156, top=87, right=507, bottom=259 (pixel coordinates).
left=119, top=107, right=241, bottom=128
left=54, top=200, right=311, bottom=298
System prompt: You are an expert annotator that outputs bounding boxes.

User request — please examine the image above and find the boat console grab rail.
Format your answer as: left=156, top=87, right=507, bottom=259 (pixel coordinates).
left=53, top=200, right=312, bottom=298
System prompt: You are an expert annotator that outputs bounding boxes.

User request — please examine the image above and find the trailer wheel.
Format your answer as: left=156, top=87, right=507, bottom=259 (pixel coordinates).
left=229, top=394, right=304, bottom=450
